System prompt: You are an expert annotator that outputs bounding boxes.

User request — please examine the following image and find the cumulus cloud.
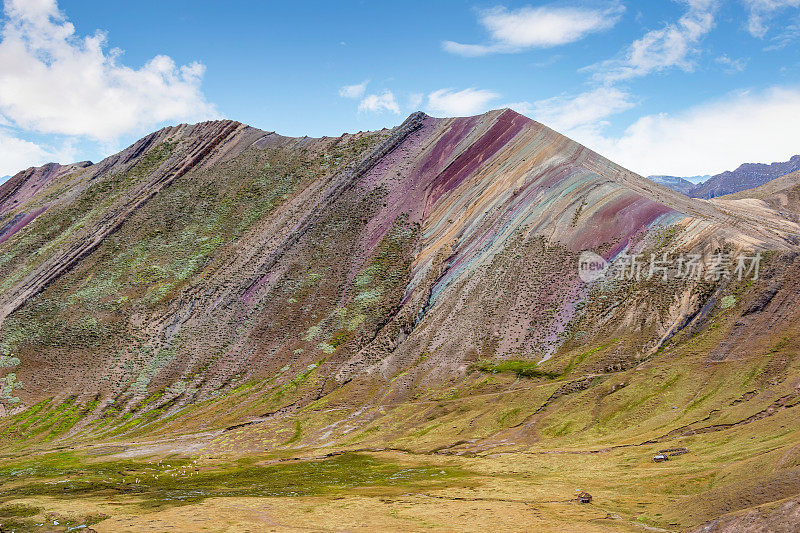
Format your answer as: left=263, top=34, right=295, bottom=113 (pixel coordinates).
left=589, top=0, right=719, bottom=82
left=0, top=0, right=217, bottom=142
left=426, top=88, right=501, bottom=116
left=358, top=91, right=400, bottom=114
left=743, top=0, right=800, bottom=37
left=444, top=3, right=624, bottom=56
left=338, top=81, right=368, bottom=99
left=572, top=85, right=800, bottom=176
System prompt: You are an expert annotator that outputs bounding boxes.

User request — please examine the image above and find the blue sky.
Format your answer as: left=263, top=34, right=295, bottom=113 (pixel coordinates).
left=0, top=0, right=799, bottom=178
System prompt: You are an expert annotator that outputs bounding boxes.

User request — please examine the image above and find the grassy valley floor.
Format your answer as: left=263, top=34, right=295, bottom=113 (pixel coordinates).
left=1, top=393, right=798, bottom=532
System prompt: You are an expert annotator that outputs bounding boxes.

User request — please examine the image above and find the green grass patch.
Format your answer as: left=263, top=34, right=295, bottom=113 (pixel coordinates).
left=285, top=420, right=303, bottom=445
left=0, top=452, right=472, bottom=511
left=471, top=360, right=558, bottom=379
left=561, top=339, right=618, bottom=375
left=0, top=503, right=40, bottom=518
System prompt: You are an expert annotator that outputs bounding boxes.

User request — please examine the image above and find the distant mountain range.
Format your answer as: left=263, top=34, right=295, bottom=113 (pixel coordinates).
left=649, top=155, right=800, bottom=199
left=647, top=175, right=696, bottom=195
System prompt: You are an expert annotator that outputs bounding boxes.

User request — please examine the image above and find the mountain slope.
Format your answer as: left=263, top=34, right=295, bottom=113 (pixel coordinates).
left=1, top=110, right=800, bottom=531
left=724, top=168, right=800, bottom=210
left=1, top=109, right=794, bottom=408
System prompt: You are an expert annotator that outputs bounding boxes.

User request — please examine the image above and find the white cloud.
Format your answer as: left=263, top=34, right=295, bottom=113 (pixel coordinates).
left=426, top=88, right=501, bottom=116
left=763, top=21, right=800, bottom=50
left=443, top=3, right=624, bottom=56
left=530, top=87, right=635, bottom=132
left=0, top=0, right=217, bottom=142
left=572, top=85, right=800, bottom=176
left=502, top=101, right=534, bottom=115
left=743, top=0, right=800, bottom=37
left=442, top=41, right=499, bottom=58
left=407, top=92, right=424, bottom=111
left=0, top=130, right=50, bottom=175
left=0, top=128, right=76, bottom=176
left=358, top=91, right=400, bottom=114
left=338, top=81, right=368, bottom=99
left=424, top=89, right=533, bottom=117
left=590, top=0, right=719, bottom=82
left=715, top=54, right=748, bottom=72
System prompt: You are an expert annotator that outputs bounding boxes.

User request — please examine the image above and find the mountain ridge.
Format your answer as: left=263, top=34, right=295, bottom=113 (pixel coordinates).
left=1, top=109, right=800, bottom=531
left=1, top=109, right=798, bottom=401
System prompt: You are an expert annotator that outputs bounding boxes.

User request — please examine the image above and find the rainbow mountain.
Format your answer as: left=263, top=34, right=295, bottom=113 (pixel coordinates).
left=0, top=109, right=799, bottom=531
